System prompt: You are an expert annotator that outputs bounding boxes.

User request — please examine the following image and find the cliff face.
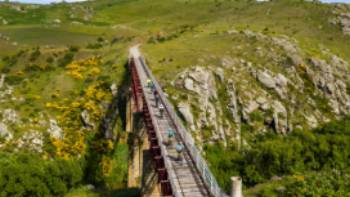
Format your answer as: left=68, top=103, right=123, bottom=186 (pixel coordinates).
left=163, top=29, right=350, bottom=148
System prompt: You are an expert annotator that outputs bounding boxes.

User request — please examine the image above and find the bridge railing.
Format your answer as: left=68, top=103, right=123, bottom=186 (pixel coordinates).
left=138, top=57, right=229, bottom=197
left=132, top=57, right=182, bottom=197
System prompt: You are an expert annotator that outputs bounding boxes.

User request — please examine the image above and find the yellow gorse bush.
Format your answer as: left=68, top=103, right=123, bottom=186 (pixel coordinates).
left=65, top=56, right=101, bottom=79
left=45, top=102, right=69, bottom=110
left=51, top=131, right=86, bottom=160
left=46, top=75, right=112, bottom=159
left=89, top=67, right=101, bottom=76
left=101, top=156, right=113, bottom=176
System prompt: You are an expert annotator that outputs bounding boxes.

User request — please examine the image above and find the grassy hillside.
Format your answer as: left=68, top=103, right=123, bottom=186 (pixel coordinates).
left=0, top=0, right=349, bottom=196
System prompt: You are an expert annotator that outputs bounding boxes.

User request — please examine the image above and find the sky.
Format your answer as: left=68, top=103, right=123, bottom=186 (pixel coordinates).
left=0, top=0, right=349, bottom=4
left=0, top=0, right=87, bottom=4
left=321, top=0, right=350, bottom=2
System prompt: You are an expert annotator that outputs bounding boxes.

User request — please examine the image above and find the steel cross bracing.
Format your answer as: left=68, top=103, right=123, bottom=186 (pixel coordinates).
left=129, top=47, right=229, bottom=197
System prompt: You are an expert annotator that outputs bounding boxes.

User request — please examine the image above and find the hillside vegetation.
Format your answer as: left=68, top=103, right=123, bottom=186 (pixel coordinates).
left=0, top=0, right=349, bottom=196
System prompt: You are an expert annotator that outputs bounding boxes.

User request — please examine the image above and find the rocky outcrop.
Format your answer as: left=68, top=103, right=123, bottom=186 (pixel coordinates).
left=110, top=83, right=118, bottom=96
left=174, top=66, right=230, bottom=145
left=237, top=29, right=305, bottom=67
left=330, top=4, right=350, bottom=36
left=177, top=102, right=195, bottom=131
left=0, top=84, right=14, bottom=102
left=1, top=19, right=8, bottom=25
left=17, top=131, right=43, bottom=153
left=184, top=78, right=194, bottom=91
left=271, top=36, right=304, bottom=66
left=81, top=110, right=95, bottom=130
left=256, top=70, right=289, bottom=99
left=2, top=109, right=18, bottom=124
left=257, top=71, right=276, bottom=89
left=181, top=66, right=217, bottom=100
left=173, top=64, right=290, bottom=143
left=69, top=5, right=95, bottom=22
left=169, top=29, right=350, bottom=148
left=226, top=80, right=241, bottom=144
left=0, top=122, right=12, bottom=142
left=271, top=100, right=289, bottom=134
left=0, top=74, right=5, bottom=89
left=307, top=57, right=350, bottom=114
left=53, top=19, right=61, bottom=24
left=47, top=119, right=63, bottom=139
left=0, top=33, right=10, bottom=41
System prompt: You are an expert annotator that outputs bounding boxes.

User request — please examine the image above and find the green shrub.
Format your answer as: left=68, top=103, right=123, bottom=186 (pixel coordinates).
left=5, top=75, right=23, bottom=85
left=69, top=46, right=80, bottom=52
left=58, top=52, right=74, bottom=67
left=29, top=48, right=41, bottom=62
left=0, top=152, right=85, bottom=197
left=283, top=170, right=350, bottom=197
left=205, top=116, right=350, bottom=192
left=24, top=64, right=42, bottom=73
left=86, top=43, right=103, bottom=49
left=46, top=56, right=54, bottom=63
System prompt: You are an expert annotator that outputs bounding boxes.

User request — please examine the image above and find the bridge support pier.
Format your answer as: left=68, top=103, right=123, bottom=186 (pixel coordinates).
left=231, top=176, right=243, bottom=197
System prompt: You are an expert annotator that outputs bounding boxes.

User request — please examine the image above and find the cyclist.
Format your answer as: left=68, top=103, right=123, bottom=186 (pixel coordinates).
left=159, top=103, right=165, bottom=118
left=175, top=143, right=184, bottom=161
left=166, top=129, right=176, bottom=145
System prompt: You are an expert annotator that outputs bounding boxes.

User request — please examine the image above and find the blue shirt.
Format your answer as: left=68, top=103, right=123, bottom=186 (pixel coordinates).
left=167, top=130, right=175, bottom=138
left=176, top=144, right=184, bottom=152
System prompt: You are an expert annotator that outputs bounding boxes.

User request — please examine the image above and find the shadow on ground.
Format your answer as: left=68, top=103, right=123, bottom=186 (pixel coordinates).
left=108, top=188, right=141, bottom=197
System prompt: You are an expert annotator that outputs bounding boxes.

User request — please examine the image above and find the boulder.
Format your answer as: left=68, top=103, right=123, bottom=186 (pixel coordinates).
left=81, top=110, right=95, bottom=130
left=85, top=184, right=95, bottom=190
left=0, top=122, right=12, bottom=141
left=273, top=100, right=287, bottom=114
left=71, top=21, right=83, bottom=25
left=110, top=83, right=118, bottom=96
left=305, top=114, right=318, bottom=128
left=256, top=96, right=269, bottom=111
left=227, top=29, right=239, bottom=34
left=184, top=78, right=194, bottom=91
left=0, top=74, right=5, bottom=89
left=47, top=119, right=63, bottom=139
left=275, top=73, right=288, bottom=88
left=221, top=57, right=236, bottom=68
left=271, top=100, right=288, bottom=134
left=179, top=66, right=217, bottom=104
left=270, top=36, right=304, bottom=66
left=215, top=67, right=224, bottom=82
left=2, top=19, right=8, bottom=25
left=53, top=19, right=61, bottom=24
left=257, top=71, right=276, bottom=89
left=2, top=109, right=18, bottom=124
left=17, top=131, right=43, bottom=153
left=276, top=186, right=286, bottom=193
left=330, top=55, right=349, bottom=68
left=177, top=102, right=195, bottom=131
left=272, top=37, right=298, bottom=54
left=245, top=100, right=259, bottom=114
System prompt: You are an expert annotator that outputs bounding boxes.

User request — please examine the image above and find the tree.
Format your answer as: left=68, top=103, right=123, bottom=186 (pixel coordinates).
left=0, top=152, right=84, bottom=197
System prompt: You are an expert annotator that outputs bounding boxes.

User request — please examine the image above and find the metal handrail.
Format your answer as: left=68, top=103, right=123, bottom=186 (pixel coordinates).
left=138, top=57, right=229, bottom=197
